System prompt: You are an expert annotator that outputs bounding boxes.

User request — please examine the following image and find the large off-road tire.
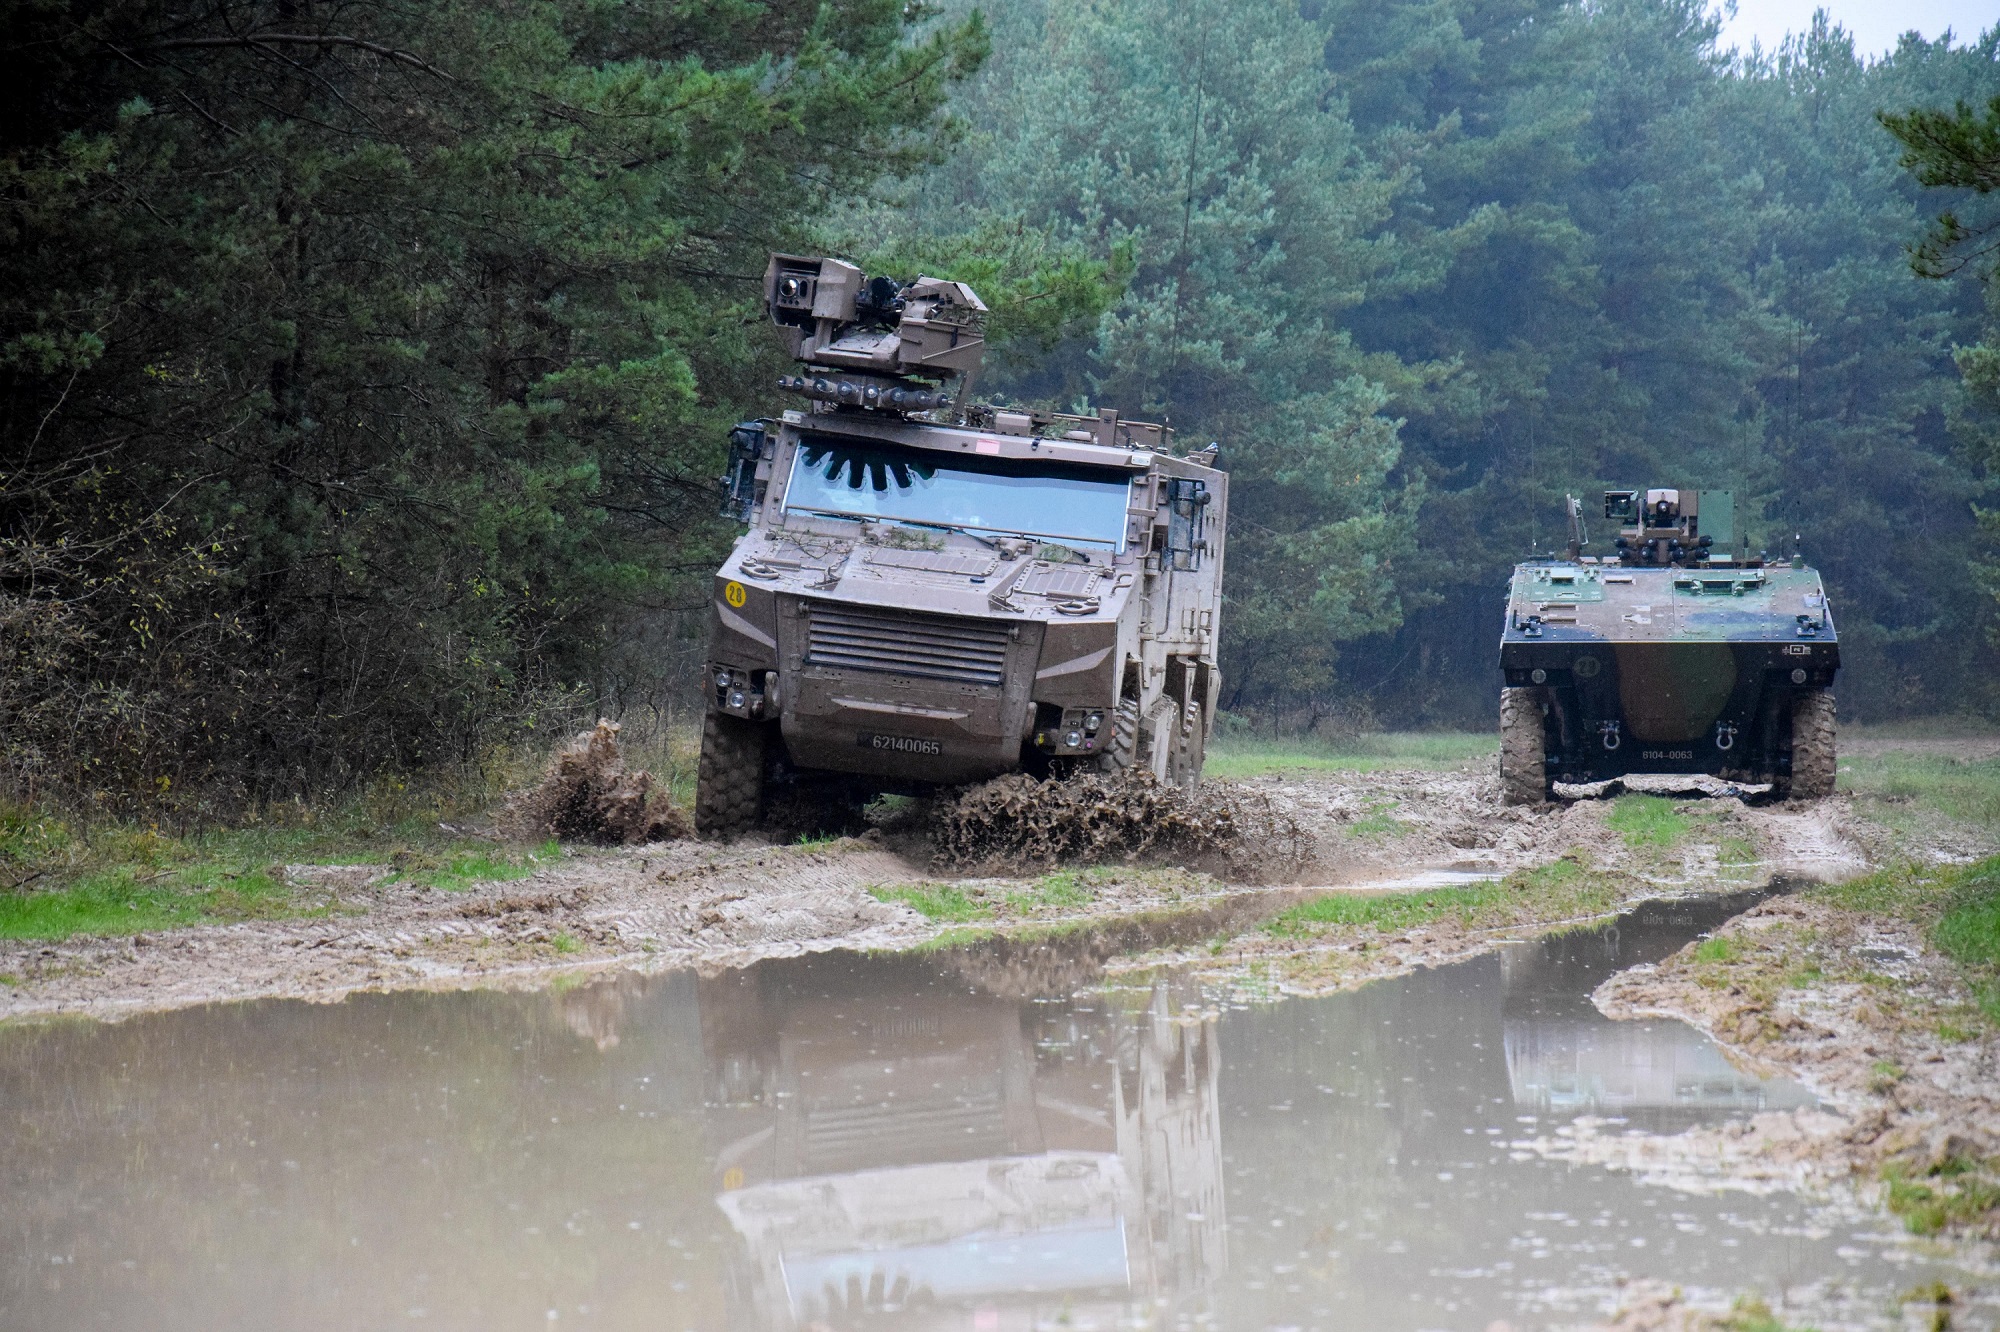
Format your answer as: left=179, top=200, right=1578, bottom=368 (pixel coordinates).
left=1098, top=695, right=1142, bottom=774
left=695, top=712, right=768, bottom=838
left=1499, top=687, right=1549, bottom=806
left=1787, top=689, right=1836, bottom=799
left=1166, top=696, right=1206, bottom=795
left=1138, top=698, right=1178, bottom=782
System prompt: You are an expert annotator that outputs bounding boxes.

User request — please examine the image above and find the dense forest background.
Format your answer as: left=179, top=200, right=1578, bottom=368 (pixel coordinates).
left=4, top=0, right=2000, bottom=810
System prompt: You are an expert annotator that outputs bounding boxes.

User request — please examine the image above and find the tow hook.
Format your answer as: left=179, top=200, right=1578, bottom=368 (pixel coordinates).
left=1715, top=721, right=1737, bottom=751
left=1599, top=720, right=1622, bottom=751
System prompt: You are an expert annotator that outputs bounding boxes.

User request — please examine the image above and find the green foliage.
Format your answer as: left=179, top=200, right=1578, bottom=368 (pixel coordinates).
left=0, top=0, right=987, bottom=808
left=878, top=0, right=1422, bottom=709
left=1860, top=59, right=2000, bottom=688
left=1936, top=867, right=2000, bottom=968
left=1006, top=870, right=1094, bottom=913
left=1936, top=857, right=2000, bottom=1020
left=1713, top=1296, right=1813, bottom=1332
left=0, top=777, right=564, bottom=939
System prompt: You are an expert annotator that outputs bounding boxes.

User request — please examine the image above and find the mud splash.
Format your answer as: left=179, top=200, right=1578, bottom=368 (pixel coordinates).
left=505, top=719, right=691, bottom=844
left=929, top=769, right=1315, bottom=875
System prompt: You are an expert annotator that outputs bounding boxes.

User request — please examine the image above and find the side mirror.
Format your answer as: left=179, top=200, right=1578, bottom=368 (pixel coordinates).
left=1165, top=477, right=1211, bottom=571
left=720, top=421, right=766, bottom=523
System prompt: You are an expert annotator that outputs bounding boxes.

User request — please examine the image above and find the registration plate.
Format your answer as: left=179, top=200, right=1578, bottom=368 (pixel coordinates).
left=858, top=732, right=942, bottom=755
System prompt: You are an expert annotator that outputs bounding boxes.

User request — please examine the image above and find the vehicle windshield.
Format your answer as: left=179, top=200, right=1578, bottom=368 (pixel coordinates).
left=783, top=434, right=1131, bottom=550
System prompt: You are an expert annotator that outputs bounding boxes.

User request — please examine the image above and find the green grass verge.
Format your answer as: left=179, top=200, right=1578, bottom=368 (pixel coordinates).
left=1840, top=748, right=2000, bottom=826
left=386, top=842, right=556, bottom=892
left=1203, top=730, right=1495, bottom=779
left=0, top=797, right=564, bottom=941
left=1265, top=856, right=1620, bottom=940
left=868, top=882, right=990, bottom=923
left=1813, top=856, right=2000, bottom=1022
left=0, top=864, right=305, bottom=939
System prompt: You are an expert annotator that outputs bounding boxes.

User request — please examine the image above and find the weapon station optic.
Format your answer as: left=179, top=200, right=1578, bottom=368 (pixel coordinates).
left=766, top=253, right=987, bottom=417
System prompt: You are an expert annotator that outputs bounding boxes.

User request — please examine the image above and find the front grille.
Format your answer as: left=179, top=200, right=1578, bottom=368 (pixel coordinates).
left=806, top=603, right=1009, bottom=686
left=804, top=1091, right=1007, bottom=1173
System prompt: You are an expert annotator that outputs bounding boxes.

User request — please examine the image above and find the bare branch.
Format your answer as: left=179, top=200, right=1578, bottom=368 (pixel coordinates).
left=122, top=33, right=455, bottom=81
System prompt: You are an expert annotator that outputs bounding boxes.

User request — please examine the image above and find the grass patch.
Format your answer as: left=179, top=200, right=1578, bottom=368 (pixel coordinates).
left=388, top=841, right=556, bottom=892
left=1005, top=869, right=1095, bottom=913
left=1713, top=1296, right=1810, bottom=1332
left=1693, top=935, right=1743, bottom=964
left=1883, top=1158, right=2000, bottom=1236
left=551, top=931, right=581, bottom=955
left=867, top=882, right=991, bottom=923
left=1718, top=834, right=1759, bottom=868
left=1203, top=730, right=1494, bottom=779
left=1840, top=748, right=2000, bottom=826
left=0, top=790, right=569, bottom=941
left=1807, top=857, right=2000, bottom=1025
left=1345, top=798, right=1406, bottom=840
left=1606, top=793, right=1689, bottom=850
left=1266, top=855, right=1620, bottom=940
left=0, top=862, right=304, bottom=939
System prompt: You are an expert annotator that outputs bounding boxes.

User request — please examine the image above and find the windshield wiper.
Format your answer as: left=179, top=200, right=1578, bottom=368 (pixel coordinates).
left=878, top=517, right=1000, bottom=548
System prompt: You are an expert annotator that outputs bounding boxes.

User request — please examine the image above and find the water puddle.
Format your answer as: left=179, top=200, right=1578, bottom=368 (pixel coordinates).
left=0, top=890, right=1981, bottom=1330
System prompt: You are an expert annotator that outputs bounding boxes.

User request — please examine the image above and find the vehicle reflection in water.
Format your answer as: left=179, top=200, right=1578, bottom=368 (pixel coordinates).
left=0, top=884, right=1971, bottom=1332
left=1500, top=890, right=1817, bottom=1129
left=698, top=954, right=1224, bottom=1327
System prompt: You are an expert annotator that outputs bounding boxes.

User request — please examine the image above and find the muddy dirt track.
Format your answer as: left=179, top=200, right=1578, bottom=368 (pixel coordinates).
left=0, top=747, right=1954, bottom=1025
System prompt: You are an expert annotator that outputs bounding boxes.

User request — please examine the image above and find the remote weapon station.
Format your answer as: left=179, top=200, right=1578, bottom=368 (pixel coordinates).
left=697, top=255, right=1229, bottom=835
left=1498, top=489, right=1838, bottom=804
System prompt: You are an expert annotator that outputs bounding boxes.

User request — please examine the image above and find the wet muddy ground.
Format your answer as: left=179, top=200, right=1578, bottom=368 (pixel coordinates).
left=0, top=761, right=1902, bottom=1023
left=3, top=891, right=1988, bottom=1331
left=4, top=743, right=1996, bottom=1327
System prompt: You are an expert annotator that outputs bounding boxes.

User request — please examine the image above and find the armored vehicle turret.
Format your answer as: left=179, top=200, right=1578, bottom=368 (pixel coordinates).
left=1497, top=488, right=1838, bottom=805
left=697, top=255, right=1229, bottom=836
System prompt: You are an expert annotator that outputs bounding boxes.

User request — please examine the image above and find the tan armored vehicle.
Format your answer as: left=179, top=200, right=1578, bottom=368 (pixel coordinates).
left=696, top=255, right=1229, bottom=835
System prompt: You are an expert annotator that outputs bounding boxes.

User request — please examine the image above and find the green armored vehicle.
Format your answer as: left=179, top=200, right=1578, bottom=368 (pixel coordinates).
left=1497, top=488, right=1838, bottom=805
left=696, top=255, right=1229, bottom=836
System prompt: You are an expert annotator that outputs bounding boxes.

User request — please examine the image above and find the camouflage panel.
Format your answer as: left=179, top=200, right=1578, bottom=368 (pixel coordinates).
left=1498, top=561, right=1838, bottom=783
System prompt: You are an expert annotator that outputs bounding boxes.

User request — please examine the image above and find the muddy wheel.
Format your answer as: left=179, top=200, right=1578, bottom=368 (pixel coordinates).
left=1167, top=696, right=1206, bottom=794
left=1499, top=686, right=1549, bottom=806
left=1098, top=696, right=1141, bottom=774
left=1138, top=698, right=1177, bottom=782
left=1787, top=689, right=1836, bottom=799
left=695, top=712, right=768, bottom=838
